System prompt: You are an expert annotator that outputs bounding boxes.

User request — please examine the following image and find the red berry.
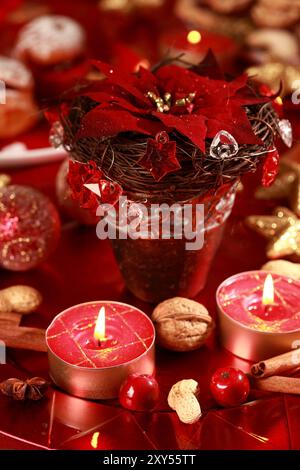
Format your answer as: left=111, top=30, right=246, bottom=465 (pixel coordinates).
left=210, top=367, right=250, bottom=407
left=119, top=374, right=160, bottom=411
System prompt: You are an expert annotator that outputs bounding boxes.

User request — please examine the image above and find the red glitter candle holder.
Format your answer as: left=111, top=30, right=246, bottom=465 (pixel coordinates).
left=46, top=301, right=155, bottom=400
left=217, top=271, right=300, bottom=361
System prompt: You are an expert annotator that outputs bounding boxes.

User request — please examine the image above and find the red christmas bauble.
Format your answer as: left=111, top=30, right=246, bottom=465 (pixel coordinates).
left=210, top=367, right=250, bottom=407
left=0, top=185, right=61, bottom=271
left=56, top=159, right=98, bottom=225
left=119, top=374, right=160, bottom=412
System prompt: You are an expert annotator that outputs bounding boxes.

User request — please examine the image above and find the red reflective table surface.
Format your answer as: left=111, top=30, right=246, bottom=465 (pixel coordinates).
left=1, top=132, right=300, bottom=450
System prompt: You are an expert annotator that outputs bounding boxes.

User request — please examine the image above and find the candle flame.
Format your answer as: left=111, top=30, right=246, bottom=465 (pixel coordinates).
left=94, top=307, right=106, bottom=342
left=187, top=30, right=201, bottom=45
left=91, top=431, right=99, bottom=449
left=262, top=274, right=274, bottom=305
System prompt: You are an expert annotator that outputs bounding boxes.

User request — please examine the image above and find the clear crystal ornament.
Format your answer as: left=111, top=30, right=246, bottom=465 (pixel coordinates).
left=277, top=119, right=293, bottom=148
left=209, top=130, right=239, bottom=160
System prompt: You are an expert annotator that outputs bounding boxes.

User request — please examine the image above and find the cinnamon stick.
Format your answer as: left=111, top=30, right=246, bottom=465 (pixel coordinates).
left=253, top=376, right=300, bottom=395
left=0, top=312, right=22, bottom=326
left=0, top=326, right=46, bottom=352
left=251, top=349, right=300, bottom=378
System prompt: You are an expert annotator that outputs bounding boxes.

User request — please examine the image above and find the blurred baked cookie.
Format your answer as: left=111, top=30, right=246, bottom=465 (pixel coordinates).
left=251, top=0, right=300, bottom=28
left=0, top=56, right=38, bottom=139
left=14, top=15, right=88, bottom=99
left=246, top=29, right=300, bottom=64
left=207, top=0, right=252, bottom=14
left=14, top=15, right=86, bottom=66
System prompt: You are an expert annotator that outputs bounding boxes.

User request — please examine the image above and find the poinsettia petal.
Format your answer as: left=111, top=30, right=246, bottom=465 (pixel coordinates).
left=78, top=108, right=164, bottom=138
left=194, top=79, right=250, bottom=113
left=206, top=106, right=262, bottom=145
left=155, top=65, right=202, bottom=95
left=154, top=112, right=207, bottom=151
left=227, top=74, right=249, bottom=95
left=92, top=60, right=149, bottom=105
left=196, top=77, right=268, bottom=113
left=233, top=88, right=269, bottom=106
left=84, top=93, right=146, bottom=114
left=136, top=66, right=159, bottom=95
left=190, top=50, right=224, bottom=80
left=156, top=68, right=253, bottom=106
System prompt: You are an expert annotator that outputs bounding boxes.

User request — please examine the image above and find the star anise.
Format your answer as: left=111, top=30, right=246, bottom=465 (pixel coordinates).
left=0, top=377, right=49, bottom=401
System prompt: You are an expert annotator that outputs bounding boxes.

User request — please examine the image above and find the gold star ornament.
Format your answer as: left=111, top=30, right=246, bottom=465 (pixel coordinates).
left=246, top=207, right=300, bottom=258
left=255, top=159, right=300, bottom=217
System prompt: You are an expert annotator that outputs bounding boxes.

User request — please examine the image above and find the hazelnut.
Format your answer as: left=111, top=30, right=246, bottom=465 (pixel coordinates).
left=152, top=297, right=214, bottom=352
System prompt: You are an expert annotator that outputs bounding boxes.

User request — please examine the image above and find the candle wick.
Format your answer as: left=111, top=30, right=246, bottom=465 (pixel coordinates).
left=264, top=302, right=273, bottom=314
left=96, top=336, right=107, bottom=347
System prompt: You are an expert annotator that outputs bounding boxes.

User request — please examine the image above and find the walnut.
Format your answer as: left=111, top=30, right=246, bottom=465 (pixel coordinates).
left=168, top=379, right=201, bottom=424
left=0, top=285, right=42, bottom=314
left=152, top=297, right=214, bottom=352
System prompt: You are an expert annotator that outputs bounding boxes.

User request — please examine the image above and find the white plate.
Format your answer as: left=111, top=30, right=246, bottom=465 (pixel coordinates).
left=0, top=142, right=67, bottom=168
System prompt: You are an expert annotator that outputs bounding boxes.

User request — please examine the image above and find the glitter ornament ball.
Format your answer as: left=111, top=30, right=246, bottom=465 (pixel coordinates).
left=56, top=159, right=98, bottom=225
left=0, top=185, right=61, bottom=271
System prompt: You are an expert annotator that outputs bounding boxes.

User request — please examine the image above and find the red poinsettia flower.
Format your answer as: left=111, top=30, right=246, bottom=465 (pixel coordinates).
left=77, top=55, right=268, bottom=155
left=67, top=160, right=122, bottom=211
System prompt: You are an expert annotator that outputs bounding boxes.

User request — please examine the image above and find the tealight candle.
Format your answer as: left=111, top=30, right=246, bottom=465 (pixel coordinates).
left=217, top=271, right=300, bottom=361
left=46, top=301, right=155, bottom=399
